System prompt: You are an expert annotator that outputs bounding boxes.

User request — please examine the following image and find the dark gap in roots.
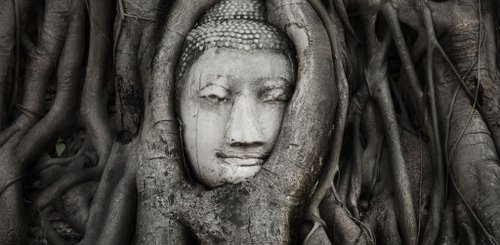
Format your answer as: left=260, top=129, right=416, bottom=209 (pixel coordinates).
left=375, top=12, right=388, bottom=42
left=477, top=84, right=484, bottom=107
left=185, top=225, right=202, bottom=245
left=388, top=43, right=402, bottom=116
left=357, top=191, right=372, bottom=212
left=388, top=22, right=423, bottom=135
left=25, top=1, right=43, bottom=44
left=341, top=123, right=355, bottom=156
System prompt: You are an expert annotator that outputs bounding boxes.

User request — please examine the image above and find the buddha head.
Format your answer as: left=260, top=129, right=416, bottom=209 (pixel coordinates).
left=176, top=0, right=296, bottom=188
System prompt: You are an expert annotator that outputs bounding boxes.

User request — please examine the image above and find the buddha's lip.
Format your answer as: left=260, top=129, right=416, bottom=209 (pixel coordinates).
left=215, top=151, right=269, bottom=159
left=221, top=157, right=265, bottom=167
left=215, top=151, right=269, bottom=166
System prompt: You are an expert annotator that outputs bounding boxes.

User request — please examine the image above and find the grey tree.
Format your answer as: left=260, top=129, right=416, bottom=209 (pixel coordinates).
left=0, top=0, right=499, bottom=244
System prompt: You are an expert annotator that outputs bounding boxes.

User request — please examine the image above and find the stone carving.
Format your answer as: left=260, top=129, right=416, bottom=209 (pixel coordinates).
left=176, top=0, right=296, bottom=188
left=0, top=0, right=499, bottom=244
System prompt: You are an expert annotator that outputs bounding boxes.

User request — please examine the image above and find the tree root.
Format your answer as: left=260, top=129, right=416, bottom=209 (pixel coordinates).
left=319, top=189, right=374, bottom=245
left=31, top=143, right=89, bottom=174
left=365, top=32, right=417, bottom=245
left=381, top=10, right=444, bottom=232
left=0, top=1, right=85, bottom=243
left=438, top=197, right=456, bottom=244
left=60, top=181, right=96, bottom=233
left=415, top=6, right=447, bottom=244
left=35, top=166, right=102, bottom=211
left=347, top=113, right=362, bottom=219
left=0, top=0, right=16, bottom=130
left=38, top=207, right=66, bottom=245
left=0, top=0, right=498, bottom=244
left=81, top=0, right=113, bottom=165
left=305, top=0, right=349, bottom=240
left=80, top=142, right=134, bottom=245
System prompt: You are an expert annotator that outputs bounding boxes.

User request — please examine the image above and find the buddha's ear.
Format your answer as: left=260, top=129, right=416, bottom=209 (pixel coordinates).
left=262, top=0, right=337, bottom=197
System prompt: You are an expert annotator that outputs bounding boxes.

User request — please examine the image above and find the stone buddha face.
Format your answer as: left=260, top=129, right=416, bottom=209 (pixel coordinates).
left=176, top=0, right=295, bottom=188
left=178, top=48, right=295, bottom=188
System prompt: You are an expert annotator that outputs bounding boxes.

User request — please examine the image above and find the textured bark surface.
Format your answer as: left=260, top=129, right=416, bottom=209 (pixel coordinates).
left=0, top=0, right=499, bottom=244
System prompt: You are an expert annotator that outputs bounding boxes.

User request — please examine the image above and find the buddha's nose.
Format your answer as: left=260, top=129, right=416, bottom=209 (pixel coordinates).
left=226, top=96, right=265, bottom=147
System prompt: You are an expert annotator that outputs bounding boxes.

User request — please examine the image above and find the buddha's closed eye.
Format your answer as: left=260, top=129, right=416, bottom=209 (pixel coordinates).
left=260, top=88, right=291, bottom=103
left=199, top=85, right=229, bottom=104
left=198, top=78, right=293, bottom=106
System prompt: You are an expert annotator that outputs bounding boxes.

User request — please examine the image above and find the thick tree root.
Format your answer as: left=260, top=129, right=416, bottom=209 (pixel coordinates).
left=0, top=0, right=499, bottom=244
left=0, top=0, right=85, bottom=243
left=304, top=0, right=349, bottom=242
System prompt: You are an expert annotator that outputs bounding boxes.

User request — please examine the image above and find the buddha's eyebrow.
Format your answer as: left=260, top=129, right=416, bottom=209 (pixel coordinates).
left=199, top=74, right=230, bottom=90
left=258, top=76, right=293, bottom=88
left=199, top=82, right=230, bottom=91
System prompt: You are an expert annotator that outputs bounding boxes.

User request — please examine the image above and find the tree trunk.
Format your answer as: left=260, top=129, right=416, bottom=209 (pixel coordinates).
left=0, top=0, right=498, bottom=244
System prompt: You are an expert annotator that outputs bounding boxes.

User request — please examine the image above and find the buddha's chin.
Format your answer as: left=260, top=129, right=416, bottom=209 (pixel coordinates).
left=202, top=164, right=262, bottom=188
